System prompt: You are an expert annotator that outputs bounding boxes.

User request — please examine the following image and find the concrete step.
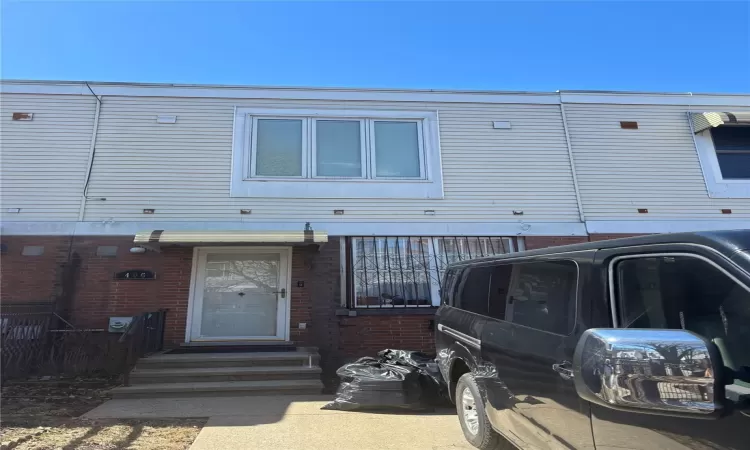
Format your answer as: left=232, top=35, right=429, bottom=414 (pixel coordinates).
left=111, top=379, right=324, bottom=399
left=179, top=340, right=296, bottom=347
left=137, top=351, right=320, bottom=369
left=130, top=365, right=322, bottom=384
left=172, top=341, right=298, bottom=353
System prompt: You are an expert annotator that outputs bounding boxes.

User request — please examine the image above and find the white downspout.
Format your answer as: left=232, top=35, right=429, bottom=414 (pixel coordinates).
left=559, top=95, right=586, bottom=223
left=78, top=86, right=102, bottom=221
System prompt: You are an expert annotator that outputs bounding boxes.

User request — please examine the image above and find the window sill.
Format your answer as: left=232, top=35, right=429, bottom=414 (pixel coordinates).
left=705, top=181, right=750, bottom=199
left=335, top=307, right=439, bottom=316
left=230, top=179, right=444, bottom=199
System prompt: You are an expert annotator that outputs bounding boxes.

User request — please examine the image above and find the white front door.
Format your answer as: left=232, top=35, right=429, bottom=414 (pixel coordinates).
left=188, top=247, right=291, bottom=341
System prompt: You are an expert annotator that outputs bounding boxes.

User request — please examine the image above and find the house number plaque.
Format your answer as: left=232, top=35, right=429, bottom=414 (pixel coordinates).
left=115, top=270, right=156, bottom=280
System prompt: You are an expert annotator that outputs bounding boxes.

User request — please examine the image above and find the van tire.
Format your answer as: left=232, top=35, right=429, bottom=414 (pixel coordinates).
left=456, top=373, right=511, bottom=450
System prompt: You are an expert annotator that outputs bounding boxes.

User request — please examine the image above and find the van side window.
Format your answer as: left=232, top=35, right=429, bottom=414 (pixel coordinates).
left=506, top=260, right=578, bottom=334
left=441, top=268, right=458, bottom=306
left=455, top=266, right=492, bottom=315
left=616, top=255, right=750, bottom=373
left=487, top=264, right=513, bottom=320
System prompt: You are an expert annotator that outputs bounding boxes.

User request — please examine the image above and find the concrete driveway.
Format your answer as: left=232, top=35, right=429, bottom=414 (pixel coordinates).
left=85, top=395, right=473, bottom=450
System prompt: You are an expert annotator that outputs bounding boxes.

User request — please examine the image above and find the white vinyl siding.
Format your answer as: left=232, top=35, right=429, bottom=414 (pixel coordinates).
left=82, top=96, right=581, bottom=223
left=566, top=103, right=750, bottom=220
left=0, top=93, right=97, bottom=221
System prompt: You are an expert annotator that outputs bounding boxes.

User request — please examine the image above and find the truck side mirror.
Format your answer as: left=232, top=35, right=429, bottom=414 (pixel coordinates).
left=573, top=328, right=724, bottom=418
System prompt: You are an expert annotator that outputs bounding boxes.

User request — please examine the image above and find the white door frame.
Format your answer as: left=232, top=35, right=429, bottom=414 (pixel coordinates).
left=185, top=246, right=292, bottom=342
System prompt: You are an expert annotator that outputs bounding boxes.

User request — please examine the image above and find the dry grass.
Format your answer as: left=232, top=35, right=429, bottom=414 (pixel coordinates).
left=1, top=380, right=205, bottom=450
left=1, top=379, right=114, bottom=426
left=0, top=427, right=43, bottom=443
left=9, top=419, right=205, bottom=450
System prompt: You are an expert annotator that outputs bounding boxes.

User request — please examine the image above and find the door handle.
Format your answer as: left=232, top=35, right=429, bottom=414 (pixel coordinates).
left=272, top=288, right=286, bottom=299
left=552, top=361, right=574, bottom=381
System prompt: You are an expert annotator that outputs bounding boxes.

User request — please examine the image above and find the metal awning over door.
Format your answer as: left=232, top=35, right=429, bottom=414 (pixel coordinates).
left=691, top=112, right=750, bottom=133
left=133, top=230, right=328, bottom=245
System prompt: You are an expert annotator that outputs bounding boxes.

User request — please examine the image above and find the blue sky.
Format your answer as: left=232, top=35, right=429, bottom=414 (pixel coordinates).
left=2, top=1, right=749, bottom=93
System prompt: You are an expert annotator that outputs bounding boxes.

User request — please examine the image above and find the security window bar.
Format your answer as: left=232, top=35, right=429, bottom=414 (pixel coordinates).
left=348, top=236, right=517, bottom=308
left=248, top=116, right=426, bottom=180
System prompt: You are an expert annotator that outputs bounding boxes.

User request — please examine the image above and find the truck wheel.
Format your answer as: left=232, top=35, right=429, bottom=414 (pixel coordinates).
left=456, top=373, right=510, bottom=450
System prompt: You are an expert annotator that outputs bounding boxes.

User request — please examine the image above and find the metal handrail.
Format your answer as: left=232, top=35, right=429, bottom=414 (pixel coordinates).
left=118, top=310, right=167, bottom=386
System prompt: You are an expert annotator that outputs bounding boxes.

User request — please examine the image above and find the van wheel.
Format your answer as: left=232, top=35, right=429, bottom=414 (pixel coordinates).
left=456, top=373, right=510, bottom=450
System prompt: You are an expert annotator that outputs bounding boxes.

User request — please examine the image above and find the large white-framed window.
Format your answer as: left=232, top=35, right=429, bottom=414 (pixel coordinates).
left=231, top=108, right=443, bottom=198
left=693, top=123, right=750, bottom=198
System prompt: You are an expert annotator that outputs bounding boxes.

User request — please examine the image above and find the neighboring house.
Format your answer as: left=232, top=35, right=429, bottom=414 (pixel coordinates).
left=1, top=80, right=749, bottom=372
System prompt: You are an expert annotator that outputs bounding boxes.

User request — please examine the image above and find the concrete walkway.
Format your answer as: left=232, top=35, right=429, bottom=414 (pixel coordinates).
left=84, top=396, right=473, bottom=450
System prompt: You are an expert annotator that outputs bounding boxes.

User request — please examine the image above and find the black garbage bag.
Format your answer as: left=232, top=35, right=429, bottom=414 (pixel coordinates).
left=323, top=349, right=450, bottom=411
left=377, top=349, right=448, bottom=405
left=322, top=357, right=424, bottom=411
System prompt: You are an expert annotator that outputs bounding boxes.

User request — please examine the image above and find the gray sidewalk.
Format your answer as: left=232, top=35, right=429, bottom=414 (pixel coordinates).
left=84, top=395, right=472, bottom=450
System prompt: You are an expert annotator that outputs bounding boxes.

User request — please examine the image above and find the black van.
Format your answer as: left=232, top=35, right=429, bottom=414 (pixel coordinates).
left=435, top=231, right=750, bottom=450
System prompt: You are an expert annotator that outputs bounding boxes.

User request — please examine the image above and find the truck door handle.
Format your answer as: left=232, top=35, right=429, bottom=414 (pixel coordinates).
left=272, top=288, right=286, bottom=299
left=552, top=361, right=574, bottom=381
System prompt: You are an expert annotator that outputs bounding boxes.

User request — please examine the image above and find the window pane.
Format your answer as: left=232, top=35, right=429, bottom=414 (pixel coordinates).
left=373, top=121, right=421, bottom=178
left=351, top=237, right=432, bottom=307
left=711, top=126, right=750, bottom=151
left=455, top=266, right=492, bottom=315
left=616, top=256, right=750, bottom=372
left=255, top=119, right=303, bottom=176
left=506, top=261, right=577, bottom=334
left=717, top=153, right=750, bottom=179
left=316, top=120, right=362, bottom=177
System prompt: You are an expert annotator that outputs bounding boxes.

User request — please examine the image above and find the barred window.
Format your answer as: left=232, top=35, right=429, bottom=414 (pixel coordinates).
left=348, top=236, right=517, bottom=308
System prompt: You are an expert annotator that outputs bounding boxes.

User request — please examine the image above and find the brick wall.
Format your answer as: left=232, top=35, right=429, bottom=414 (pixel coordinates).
left=1, top=236, right=424, bottom=354
left=288, top=245, right=315, bottom=346
left=1, top=235, right=193, bottom=345
left=65, top=237, right=193, bottom=346
left=307, top=238, right=343, bottom=364
left=338, top=315, right=434, bottom=356
left=0, top=236, right=73, bottom=304
left=288, top=239, right=435, bottom=382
